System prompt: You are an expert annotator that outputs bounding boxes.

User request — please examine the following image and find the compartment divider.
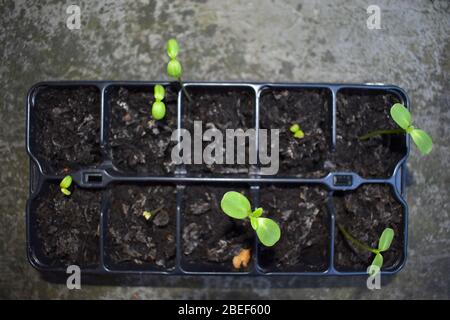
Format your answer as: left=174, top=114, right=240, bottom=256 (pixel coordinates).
left=331, top=87, right=337, bottom=151
left=251, top=184, right=261, bottom=275
left=99, top=189, right=109, bottom=272
left=175, top=184, right=183, bottom=274
left=327, top=191, right=337, bottom=274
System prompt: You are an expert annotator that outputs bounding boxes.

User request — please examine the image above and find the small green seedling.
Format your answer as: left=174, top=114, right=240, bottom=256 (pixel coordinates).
left=143, top=211, right=152, bottom=220
left=142, top=206, right=163, bottom=221
left=337, top=224, right=394, bottom=276
left=359, top=103, right=433, bottom=155
left=152, top=84, right=166, bottom=120
left=220, top=191, right=281, bottom=247
left=60, top=175, right=73, bottom=196
left=166, top=38, right=191, bottom=101
left=290, top=123, right=304, bottom=139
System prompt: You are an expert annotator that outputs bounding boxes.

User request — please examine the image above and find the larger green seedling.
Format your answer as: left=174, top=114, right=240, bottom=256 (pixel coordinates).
left=166, top=38, right=191, bottom=102
left=359, top=103, right=433, bottom=155
left=337, top=224, right=394, bottom=275
left=220, top=191, right=281, bottom=247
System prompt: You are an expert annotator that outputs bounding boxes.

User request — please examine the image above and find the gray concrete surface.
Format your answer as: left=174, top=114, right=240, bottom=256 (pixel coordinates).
left=1, top=0, right=449, bottom=299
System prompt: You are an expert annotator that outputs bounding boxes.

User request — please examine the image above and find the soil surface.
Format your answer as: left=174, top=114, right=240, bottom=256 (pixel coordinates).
left=332, top=89, right=406, bottom=178
left=259, top=88, right=332, bottom=177
left=107, top=184, right=176, bottom=270
left=33, top=86, right=101, bottom=174
left=181, top=185, right=254, bottom=272
left=109, top=85, right=178, bottom=175
left=258, top=185, right=330, bottom=272
left=183, top=87, right=255, bottom=176
left=35, top=183, right=101, bottom=267
left=334, top=184, right=404, bottom=271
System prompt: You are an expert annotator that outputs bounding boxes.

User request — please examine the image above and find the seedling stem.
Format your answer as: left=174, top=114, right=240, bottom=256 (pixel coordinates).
left=337, top=223, right=378, bottom=254
left=358, top=128, right=405, bottom=141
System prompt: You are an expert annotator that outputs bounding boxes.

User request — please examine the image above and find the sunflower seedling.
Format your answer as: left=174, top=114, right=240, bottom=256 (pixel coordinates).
left=152, top=84, right=166, bottom=120
left=290, top=123, right=304, bottom=139
left=142, top=206, right=164, bottom=221
left=166, top=38, right=191, bottom=102
left=359, top=103, right=433, bottom=155
left=60, top=175, right=73, bottom=196
left=220, top=191, right=281, bottom=247
left=337, top=224, right=394, bottom=275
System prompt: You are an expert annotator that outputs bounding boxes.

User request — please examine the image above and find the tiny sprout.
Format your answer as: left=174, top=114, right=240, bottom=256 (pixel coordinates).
left=338, top=224, right=394, bottom=276
left=154, top=84, right=165, bottom=101
left=359, top=103, right=433, bottom=155
left=143, top=211, right=152, bottom=220
left=143, top=206, right=163, bottom=221
left=60, top=175, right=72, bottom=196
left=290, top=123, right=304, bottom=139
left=221, top=191, right=281, bottom=247
left=165, top=38, right=191, bottom=101
left=152, top=84, right=166, bottom=120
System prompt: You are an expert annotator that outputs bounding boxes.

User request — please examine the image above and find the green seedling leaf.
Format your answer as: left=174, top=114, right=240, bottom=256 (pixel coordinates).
left=255, top=218, right=281, bottom=247
left=294, top=130, right=304, bottom=139
left=152, top=101, right=166, bottom=120
left=220, top=191, right=251, bottom=219
left=410, top=128, right=433, bottom=155
left=166, top=39, right=179, bottom=59
left=250, top=217, right=259, bottom=230
left=167, top=59, right=183, bottom=78
left=143, top=211, right=152, bottom=220
left=60, top=175, right=72, bottom=189
left=368, top=253, right=383, bottom=276
left=154, top=84, right=165, bottom=101
left=290, top=124, right=300, bottom=133
left=250, top=207, right=263, bottom=218
left=390, top=103, right=412, bottom=130
left=289, top=123, right=304, bottom=139
left=378, top=228, right=394, bottom=252
left=61, top=188, right=71, bottom=196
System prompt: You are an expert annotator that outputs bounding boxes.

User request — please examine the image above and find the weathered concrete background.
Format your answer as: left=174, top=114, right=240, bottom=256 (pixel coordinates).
left=0, top=0, right=449, bottom=299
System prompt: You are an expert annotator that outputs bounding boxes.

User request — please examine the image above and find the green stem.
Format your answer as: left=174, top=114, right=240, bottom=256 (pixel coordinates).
left=178, top=77, right=192, bottom=102
left=358, top=128, right=405, bottom=141
left=337, top=223, right=378, bottom=254
left=151, top=206, right=164, bottom=215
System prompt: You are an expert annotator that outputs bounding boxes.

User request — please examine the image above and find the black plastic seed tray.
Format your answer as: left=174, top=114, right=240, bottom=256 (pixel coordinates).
left=26, top=81, right=410, bottom=276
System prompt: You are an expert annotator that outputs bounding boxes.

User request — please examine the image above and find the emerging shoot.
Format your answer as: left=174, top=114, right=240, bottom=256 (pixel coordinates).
left=290, top=123, right=304, bottom=139
left=152, top=84, right=166, bottom=120
left=220, top=191, right=281, bottom=247
left=359, top=103, right=433, bottom=155
left=166, top=38, right=191, bottom=101
left=142, top=206, right=163, bottom=221
left=337, top=224, right=394, bottom=276
left=143, top=211, right=152, bottom=220
left=60, top=175, right=73, bottom=196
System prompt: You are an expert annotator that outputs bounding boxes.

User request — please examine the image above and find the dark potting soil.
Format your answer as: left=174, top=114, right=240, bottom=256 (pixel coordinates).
left=35, top=183, right=101, bottom=267
left=259, top=88, right=332, bottom=177
left=332, top=89, right=406, bottom=178
left=108, top=86, right=178, bottom=175
left=182, top=87, right=255, bottom=176
left=32, top=86, right=101, bottom=174
left=334, top=184, right=404, bottom=271
left=258, top=185, right=329, bottom=272
left=107, top=184, right=176, bottom=270
left=181, top=185, right=254, bottom=271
